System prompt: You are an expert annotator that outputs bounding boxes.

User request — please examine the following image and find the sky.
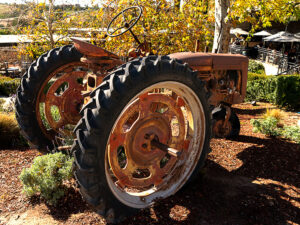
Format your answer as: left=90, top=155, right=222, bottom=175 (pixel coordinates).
left=0, top=0, right=95, bottom=6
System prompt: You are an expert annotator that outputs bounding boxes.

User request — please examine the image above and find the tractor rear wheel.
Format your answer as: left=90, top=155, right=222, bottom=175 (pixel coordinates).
left=72, top=55, right=212, bottom=223
left=15, top=45, right=87, bottom=151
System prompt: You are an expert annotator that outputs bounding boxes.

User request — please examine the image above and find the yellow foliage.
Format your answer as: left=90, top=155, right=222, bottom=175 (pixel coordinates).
left=263, top=109, right=285, bottom=122
left=0, top=113, right=19, bottom=135
left=17, top=0, right=299, bottom=59
left=0, top=113, right=22, bottom=148
left=90, top=0, right=215, bottom=56
left=229, top=0, right=299, bottom=32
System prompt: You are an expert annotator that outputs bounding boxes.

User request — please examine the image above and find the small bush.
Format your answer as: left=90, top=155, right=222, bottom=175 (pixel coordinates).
left=19, top=152, right=73, bottom=205
left=248, top=60, right=265, bottom=74
left=263, top=109, right=284, bottom=122
left=0, top=77, right=20, bottom=96
left=282, top=126, right=300, bottom=144
left=0, top=112, right=27, bottom=148
left=251, top=116, right=282, bottom=137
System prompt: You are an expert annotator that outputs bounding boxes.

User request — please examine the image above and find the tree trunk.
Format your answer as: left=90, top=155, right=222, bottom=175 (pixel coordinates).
left=47, top=0, right=55, bottom=48
left=212, top=0, right=231, bottom=53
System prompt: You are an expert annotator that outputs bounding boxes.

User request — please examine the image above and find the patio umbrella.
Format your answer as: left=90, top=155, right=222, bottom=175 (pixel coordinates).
left=263, top=31, right=300, bottom=42
left=230, top=28, right=249, bottom=36
left=253, top=30, right=273, bottom=36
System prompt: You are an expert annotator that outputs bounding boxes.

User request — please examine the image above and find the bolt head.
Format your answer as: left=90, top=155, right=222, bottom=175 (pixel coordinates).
left=142, top=143, right=147, bottom=148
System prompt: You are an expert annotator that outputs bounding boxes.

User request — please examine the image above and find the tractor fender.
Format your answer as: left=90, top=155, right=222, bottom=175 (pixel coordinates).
left=72, top=38, right=121, bottom=59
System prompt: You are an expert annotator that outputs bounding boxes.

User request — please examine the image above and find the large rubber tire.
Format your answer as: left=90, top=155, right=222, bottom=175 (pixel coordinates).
left=229, top=111, right=241, bottom=137
left=212, top=107, right=240, bottom=138
left=72, top=55, right=212, bottom=223
left=15, top=45, right=83, bottom=151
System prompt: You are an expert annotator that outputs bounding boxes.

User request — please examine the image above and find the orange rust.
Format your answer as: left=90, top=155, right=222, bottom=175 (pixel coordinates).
left=213, top=119, right=232, bottom=138
left=169, top=52, right=248, bottom=106
left=36, top=62, right=88, bottom=139
left=72, top=38, right=120, bottom=59
left=108, top=91, right=189, bottom=188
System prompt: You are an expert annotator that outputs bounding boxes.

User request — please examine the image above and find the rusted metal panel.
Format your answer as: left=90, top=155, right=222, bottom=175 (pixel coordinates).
left=72, top=38, right=120, bottom=59
left=169, top=52, right=213, bottom=67
left=169, top=52, right=248, bottom=70
left=169, top=52, right=248, bottom=106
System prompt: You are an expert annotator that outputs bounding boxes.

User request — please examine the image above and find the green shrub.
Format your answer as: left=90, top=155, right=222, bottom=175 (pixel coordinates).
left=246, top=76, right=277, bottom=103
left=248, top=60, right=265, bottom=74
left=246, top=74, right=300, bottom=110
left=247, top=72, right=267, bottom=81
left=282, top=126, right=300, bottom=144
left=19, top=152, right=73, bottom=205
left=0, top=29, right=16, bottom=35
left=251, top=116, right=282, bottom=137
left=0, top=75, right=12, bottom=81
left=275, top=75, right=300, bottom=110
left=0, top=77, right=20, bottom=96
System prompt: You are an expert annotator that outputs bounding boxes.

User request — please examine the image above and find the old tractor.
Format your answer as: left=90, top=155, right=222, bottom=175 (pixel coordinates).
left=16, top=6, right=248, bottom=223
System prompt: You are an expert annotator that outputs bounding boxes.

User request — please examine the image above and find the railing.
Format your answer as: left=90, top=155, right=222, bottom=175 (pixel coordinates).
left=229, top=45, right=245, bottom=54
left=278, top=62, right=300, bottom=75
left=230, top=45, right=300, bottom=75
left=257, top=48, right=288, bottom=65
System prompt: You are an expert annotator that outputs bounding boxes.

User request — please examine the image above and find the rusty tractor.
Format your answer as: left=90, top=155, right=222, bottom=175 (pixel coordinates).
left=16, top=6, right=248, bottom=223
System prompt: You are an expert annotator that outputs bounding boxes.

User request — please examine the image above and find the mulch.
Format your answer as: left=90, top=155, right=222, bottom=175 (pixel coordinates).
left=0, top=102, right=299, bottom=225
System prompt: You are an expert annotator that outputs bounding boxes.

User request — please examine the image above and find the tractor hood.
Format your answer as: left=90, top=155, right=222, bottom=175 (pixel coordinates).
left=168, top=52, right=248, bottom=71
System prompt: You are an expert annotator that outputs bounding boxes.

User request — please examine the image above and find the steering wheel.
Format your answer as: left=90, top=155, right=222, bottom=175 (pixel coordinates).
left=107, top=6, right=142, bottom=37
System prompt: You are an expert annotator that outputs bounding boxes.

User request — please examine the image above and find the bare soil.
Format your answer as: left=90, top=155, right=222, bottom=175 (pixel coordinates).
left=0, top=102, right=299, bottom=225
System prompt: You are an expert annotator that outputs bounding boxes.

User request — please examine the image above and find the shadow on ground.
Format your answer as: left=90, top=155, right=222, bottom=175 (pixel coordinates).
left=28, top=186, right=90, bottom=222
left=233, top=107, right=267, bottom=115
left=120, top=135, right=300, bottom=225
left=34, top=135, right=299, bottom=224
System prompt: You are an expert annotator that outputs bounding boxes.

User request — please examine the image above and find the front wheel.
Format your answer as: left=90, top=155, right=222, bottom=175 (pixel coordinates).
left=72, top=56, right=212, bottom=223
left=212, top=107, right=240, bottom=138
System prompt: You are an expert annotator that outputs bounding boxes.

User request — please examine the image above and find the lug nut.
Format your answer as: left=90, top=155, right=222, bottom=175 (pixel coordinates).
left=142, top=143, right=147, bottom=148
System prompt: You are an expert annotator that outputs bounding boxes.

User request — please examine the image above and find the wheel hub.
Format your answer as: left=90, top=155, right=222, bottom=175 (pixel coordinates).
left=213, top=120, right=232, bottom=137
left=37, top=63, right=87, bottom=137
left=128, top=115, right=171, bottom=166
left=108, top=92, right=187, bottom=188
left=61, top=88, right=83, bottom=124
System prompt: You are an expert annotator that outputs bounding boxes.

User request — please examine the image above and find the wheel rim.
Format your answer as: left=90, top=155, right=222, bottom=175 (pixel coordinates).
left=36, top=62, right=89, bottom=141
left=213, top=120, right=232, bottom=138
left=105, top=81, right=207, bottom=208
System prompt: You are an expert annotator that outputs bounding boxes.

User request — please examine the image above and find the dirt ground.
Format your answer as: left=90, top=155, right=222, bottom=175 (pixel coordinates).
left=0, top=103, right=299, bottom=225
